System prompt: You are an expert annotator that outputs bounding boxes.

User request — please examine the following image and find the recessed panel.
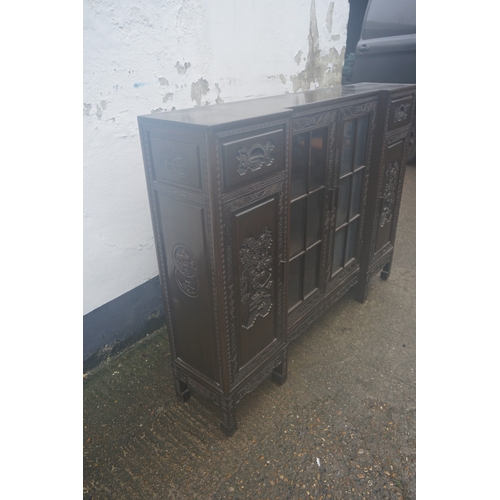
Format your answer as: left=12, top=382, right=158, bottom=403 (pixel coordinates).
left=234, top=196, right=278, bottom=368
left=157, top=194, right=216, bottom=381
left=376, top=139, right=405, bottom=252
left=150, top=136, right=202, bottom=189
left=388, top=95, right=414, bottom=131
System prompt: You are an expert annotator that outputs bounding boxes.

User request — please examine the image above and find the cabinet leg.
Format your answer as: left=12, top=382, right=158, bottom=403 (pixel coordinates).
left=271, top=359, right=288, bottom=385
left=220, top=396, right=237, bottom=437
left=174, top=378, right=191, bottom=402
left=381, top=260, right=392, bottom=280
left=355, top=273, right=369, bottom=304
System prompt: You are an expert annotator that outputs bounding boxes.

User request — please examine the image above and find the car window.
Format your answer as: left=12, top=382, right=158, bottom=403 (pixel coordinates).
left=362, top=0, right=416, bottom=40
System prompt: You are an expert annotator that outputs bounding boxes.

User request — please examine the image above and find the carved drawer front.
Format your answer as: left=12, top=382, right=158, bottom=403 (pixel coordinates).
left=148, top=129, right=202, bottom=190
left=387, top=95, right=414, bottom=131
left=221, top=127, right=285, bottom=191
left=233, top=196, right=280, bottom=370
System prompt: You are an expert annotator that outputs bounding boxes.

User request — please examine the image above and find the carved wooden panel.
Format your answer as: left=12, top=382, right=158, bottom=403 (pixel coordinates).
left=375, top=138, right=405, bottom=253
left=149, top=129, right=202, bottom=189
left=388, top=95, right=414, bottom=131
left=156, top=193, right=218, bottom=382
left=221, top=127, right=285, bottom=190
left=233, top=196, right=280, bottom=370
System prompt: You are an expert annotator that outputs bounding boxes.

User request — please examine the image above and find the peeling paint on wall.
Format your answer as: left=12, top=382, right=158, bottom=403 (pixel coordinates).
left=191, top=78, right=210, bottom=107
left=162, top=92, right=174, bottom=103
left=175, top=61, right=191, bottom=75
left=215, top=83, right=224, bottom=104
left=326, top=2, right=335, bottom=33
left=158, top=77, right=169, bottom=86
left=290, top=0, right=344, bottom=92
left=83, top=103, right=92, bottom=116
left=294, top=50, right=303, bottom=65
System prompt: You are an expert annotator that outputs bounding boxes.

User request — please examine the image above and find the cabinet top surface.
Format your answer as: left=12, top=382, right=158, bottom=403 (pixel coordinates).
left=137, top=83, right=415, bottom=129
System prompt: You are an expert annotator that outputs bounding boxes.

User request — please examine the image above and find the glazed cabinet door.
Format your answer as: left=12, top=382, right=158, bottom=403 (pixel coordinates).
left=328, top=100, right=378, bottom=291
left=286, top=111, right=336, bottom=336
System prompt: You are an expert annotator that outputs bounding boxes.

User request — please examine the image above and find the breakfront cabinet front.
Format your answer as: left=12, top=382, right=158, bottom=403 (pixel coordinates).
left=138, top=83, right=415, bottom=435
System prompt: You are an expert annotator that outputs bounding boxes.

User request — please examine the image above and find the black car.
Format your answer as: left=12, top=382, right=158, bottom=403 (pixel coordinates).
left=344, top=0, right=416, bottom=159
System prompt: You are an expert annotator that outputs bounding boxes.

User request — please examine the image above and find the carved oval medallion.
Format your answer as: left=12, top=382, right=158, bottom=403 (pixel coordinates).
left=172, top=244, right=200, bottom=297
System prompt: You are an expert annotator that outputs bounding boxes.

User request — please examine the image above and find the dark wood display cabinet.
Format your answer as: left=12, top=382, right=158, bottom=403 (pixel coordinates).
left=138, top=82, right=415, bottom=435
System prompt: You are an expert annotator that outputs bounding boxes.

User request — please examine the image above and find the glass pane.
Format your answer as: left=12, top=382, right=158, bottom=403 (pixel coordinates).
left=287, top=256, right=303, bottom=310
left=332, top=227, right=346, bottom=275
left=340, top=120, right=355, bottom=176
left=304, top=245, right=321, bottom=297
left=306, top=189, right=324, bottom=247
left=349, top=170, right=364, bottom=219
left=290, top=198, right=306, bottom=257
left=309, top=128, right=328, bottom=190
left=336, top=177, right=350, bottom=228
left=291, top=133, right=309, bottom=199
left=345, top=218, right=359, bottom=263
left=354, top=115, right=369, bottom=169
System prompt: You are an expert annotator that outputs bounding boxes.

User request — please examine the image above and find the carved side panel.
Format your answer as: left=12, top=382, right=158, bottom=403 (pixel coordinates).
left=149, top=130, right=202, bottom=189
left=156, top=194, right=218, bottom=382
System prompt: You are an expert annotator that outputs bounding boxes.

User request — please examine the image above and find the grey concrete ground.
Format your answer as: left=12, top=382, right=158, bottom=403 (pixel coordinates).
left=83, top=164, right=416, bottom=500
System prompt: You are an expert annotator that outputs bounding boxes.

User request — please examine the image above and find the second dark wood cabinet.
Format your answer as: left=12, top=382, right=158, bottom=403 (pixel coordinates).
left=138, top=82, right=415, bottom=435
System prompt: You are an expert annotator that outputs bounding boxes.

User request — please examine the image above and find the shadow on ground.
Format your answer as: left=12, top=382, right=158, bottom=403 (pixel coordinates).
left=83, top=166, right=416, bottom=500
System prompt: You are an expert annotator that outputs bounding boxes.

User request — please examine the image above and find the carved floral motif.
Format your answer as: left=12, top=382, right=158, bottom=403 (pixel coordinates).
left=239, top=227, right=273, bottom=329
left=394, top=104, right=409, bottom=123
left=162, top=148, right=189, bottom=177
left=379, top=161, right=399, bottom=227
left=236, top=141, right=275, bottom=176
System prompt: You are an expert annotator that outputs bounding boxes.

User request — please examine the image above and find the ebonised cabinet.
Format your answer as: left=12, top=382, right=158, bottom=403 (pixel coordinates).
left=138, top=83, right=415, bottom=435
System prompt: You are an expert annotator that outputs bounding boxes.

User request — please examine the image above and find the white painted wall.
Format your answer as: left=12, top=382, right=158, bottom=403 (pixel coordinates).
left=83, top=0, right=350, bottom=315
